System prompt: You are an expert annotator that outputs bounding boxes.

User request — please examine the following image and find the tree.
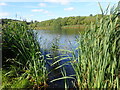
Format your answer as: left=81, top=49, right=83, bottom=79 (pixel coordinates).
left=52, top=18, right=62, bottom=30
left=89, top=14, right=93, bottom=16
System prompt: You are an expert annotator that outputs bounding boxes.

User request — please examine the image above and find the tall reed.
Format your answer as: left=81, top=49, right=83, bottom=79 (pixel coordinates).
left=70, top=4, right=120, bottom=88
left=2, top=21, right=48, bottom=89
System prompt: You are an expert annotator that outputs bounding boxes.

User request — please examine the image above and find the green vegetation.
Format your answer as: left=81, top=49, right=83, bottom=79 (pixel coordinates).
left=71, top=10, right=120, bottom=88
left=2, top=21, right=48, bottom=89
left=47, top=3, right=120, bottom=88
left=30, top=15, right=102, bottom=30
left=1, top=2, right=120, bottom=89
left=29, top=13, right=115, bottom=31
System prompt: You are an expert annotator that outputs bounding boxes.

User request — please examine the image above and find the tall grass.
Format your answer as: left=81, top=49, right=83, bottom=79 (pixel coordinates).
left=2, top=3, right=120, bottom=89
left=0, top=68, right=2, bottom=89
left=2, top=21, right=48, bottom=89
left=70, top=5, right=120, bottom=88
left=50, top=4, right=120, bottom=89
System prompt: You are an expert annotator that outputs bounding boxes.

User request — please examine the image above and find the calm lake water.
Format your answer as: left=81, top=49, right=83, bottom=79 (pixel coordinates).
left=34, top=29, right=81, bottom=88
left=34, top=29, right=81, bottom=50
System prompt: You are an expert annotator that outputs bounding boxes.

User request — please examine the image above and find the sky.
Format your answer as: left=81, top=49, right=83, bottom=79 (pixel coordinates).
left=0, top=1, right=119, bottom=22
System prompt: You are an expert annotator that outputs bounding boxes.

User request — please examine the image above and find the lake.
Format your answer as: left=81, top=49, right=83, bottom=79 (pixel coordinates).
left=34, top=29, right=81, bottom=88
left=34, top=29, right=81, bottom=50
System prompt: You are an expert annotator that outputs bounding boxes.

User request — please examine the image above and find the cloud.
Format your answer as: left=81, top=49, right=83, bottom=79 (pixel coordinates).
left=47, top=13, right=55, bottom=16
left=31, top=9, right=49, bottom=13
left=39, top=3, right=46, bottom=7
left=64, top=7, right=75, bottom=11
left=0, top=12, right=9, bottom=17
left=32, top=9, right=44, bottom=12
left=43, top=0, right=70, bottom=5
left=0, top=2, right=7, bottom=6
left=44, top=10, right=49, bottom=13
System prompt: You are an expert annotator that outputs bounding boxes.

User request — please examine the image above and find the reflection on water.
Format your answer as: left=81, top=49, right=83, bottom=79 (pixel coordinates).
left=34, top=29, right=80, bottom=88
left=34, top=29, right=80, bottom=50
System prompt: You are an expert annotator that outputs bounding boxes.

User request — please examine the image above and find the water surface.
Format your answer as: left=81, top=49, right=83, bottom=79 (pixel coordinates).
left=34, top=29, right=81, bottom=88
left=34, top=29, right=80, bottom=50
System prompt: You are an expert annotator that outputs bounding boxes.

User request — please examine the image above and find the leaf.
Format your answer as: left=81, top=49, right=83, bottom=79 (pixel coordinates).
left=57, top=49, right=73, bottom=53
left=51, top=57, right=72, bottom=66
left=50, top=76, right=75, bottom=82
left=98, top=2, right=104, bottom=15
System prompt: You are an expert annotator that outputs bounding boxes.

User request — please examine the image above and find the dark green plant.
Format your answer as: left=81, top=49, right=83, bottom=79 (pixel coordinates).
left=2, top=21, right=48, bottom=89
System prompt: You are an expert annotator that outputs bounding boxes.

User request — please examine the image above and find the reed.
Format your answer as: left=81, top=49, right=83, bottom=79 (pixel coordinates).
left=2, top=21, right=48, bottom=89
left=50, top=4, right=120, bottom=89
left=70, top=4, right=120, bottom=88
left=2, top=3, right=120, bottom=89
left=0, top=69, right=1, bottom=89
